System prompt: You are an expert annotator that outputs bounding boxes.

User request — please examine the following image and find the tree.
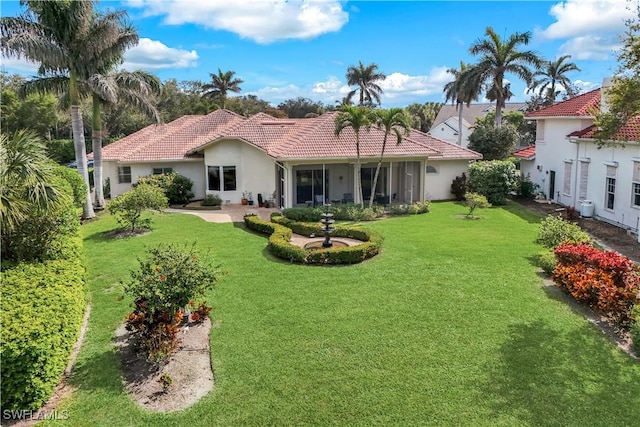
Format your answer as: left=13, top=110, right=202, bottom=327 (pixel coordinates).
left=528, top=55, right=580, bottom=104
left=468, top=160, right=518, bottom=205
left=334, top=106, right=373, bottom=206
left=464, top=192, right=491, bottom=219
left=202, top=69, right=244, bottom=109
left=0, top=131, right=65, bottom=233
left=370, top=108, right=411, bottom=208
left=277, top=97, right=325, bottom=118
left=467, top=121, right=518, bottom=161
left=443, top=61, right=482, bottom=145
left=107, top=183, right=168, bottom=233
left=475, top=110, right=535, bottom=146
left=466, top=27, right=542, bottom=126
left=345, top=61, right=386, bottom=107
left=405, top=102, right=442, bottom=133
left=1, top=2, right=134, bottom=219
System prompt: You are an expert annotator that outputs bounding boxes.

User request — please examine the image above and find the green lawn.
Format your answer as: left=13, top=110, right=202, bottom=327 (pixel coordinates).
left=50, top=202, right=640, bottom=426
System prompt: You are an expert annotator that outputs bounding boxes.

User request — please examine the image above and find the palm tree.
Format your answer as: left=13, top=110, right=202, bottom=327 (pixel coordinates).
left=334, top=106, right=373, bottom=206
left=1, top=2, right=135, bottom=219
left=443, top=61, right=482, bottom=145
left=370, top=108, right=411, bottom=208
left=0, top=131, right=65, bottom=232
left=88, top=70, right=161, bottom=209
left=466, top=27, right=542, bottom=126
left=528, top=55, right=580, bottom=104
left=346, top=61, right=387, bottom=107
left=202, top=69, right=244, bottom=109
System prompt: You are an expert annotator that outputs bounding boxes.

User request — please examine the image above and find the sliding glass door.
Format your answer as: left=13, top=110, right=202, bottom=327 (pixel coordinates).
left=296, top=169, right=329, bottom=205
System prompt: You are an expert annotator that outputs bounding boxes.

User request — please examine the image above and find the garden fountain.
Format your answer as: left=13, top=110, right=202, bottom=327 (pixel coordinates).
left=320, top=204, right=335, bottom=248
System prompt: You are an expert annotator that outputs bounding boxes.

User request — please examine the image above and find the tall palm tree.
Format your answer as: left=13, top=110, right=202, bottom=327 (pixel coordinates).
left=466, top=27, right=542, bottom=126
left=334, top=106, right=373, bottom=206
left=87, top=70, right=161, bottom=209
left=370, top=108, right=411, bottom=208
left=528, top=55, right=580, bottom=104
left=0, top=131, right=65, bottom=232
left=443, top=61, right=482, bottom=145
left=346, top=61, right=387, bottom=107
left=1, top=2, right=135, bottom=219
left=202, top=69, right=244, bottom=109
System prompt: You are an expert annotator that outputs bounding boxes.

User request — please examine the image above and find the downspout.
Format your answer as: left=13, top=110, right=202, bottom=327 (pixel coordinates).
left=275, top=161, right=287, bottom=208
left=572, top=138, right=580, bottom=209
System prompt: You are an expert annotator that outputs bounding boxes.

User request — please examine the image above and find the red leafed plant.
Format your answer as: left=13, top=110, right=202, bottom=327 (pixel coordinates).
left=553, top=243, right=640, bottom=327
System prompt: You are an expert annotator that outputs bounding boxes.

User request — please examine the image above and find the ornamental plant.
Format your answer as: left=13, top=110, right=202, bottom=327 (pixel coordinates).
left=137, top=172, right=194, bottom=205
left=464, top=192, right=491, bottom=218
left=468, top=160, right=518, bottom=205
left=108, top=183, right=168, bottom=232
left=123, top=243, right=219, bottom=360
left=553, top=243, right=640, bottom=327
left=536, top=215, right=592, bottom=249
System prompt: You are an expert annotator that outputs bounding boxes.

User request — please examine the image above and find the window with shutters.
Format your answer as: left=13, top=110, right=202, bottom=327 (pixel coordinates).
left=605, top=165, right=617, bottom=211
left=536, top=121, right=545, bottom=142
left=563, top=161, right=572, bottom=195
left=633, top=162, right=640, bottom=207
left=578, top=161, right=589, bottom=201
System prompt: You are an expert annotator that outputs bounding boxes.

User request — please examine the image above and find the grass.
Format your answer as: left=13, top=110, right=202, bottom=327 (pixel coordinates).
left=47, top=202, right=640, bottom=426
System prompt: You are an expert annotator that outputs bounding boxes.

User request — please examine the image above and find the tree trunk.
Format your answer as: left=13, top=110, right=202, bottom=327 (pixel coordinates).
left=92, top=97, right=105, bottom=210
left=355, top=137, right=363, bottom=207
left=369, top=134, right=388, bottom=209
left=457, top=103, right=464, bottom=146
left=71, top=105, right=95, bottom=219
left=495, top=100, right=502, bottom=127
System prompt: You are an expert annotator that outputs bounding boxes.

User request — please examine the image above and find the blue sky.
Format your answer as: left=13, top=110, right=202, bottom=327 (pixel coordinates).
left=0, top=0, right=634, bottom=107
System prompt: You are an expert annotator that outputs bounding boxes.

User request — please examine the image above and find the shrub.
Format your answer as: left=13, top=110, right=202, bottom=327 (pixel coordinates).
left=46, top=138, right=75, bottom=164
left=388, top=201, right=431, bottom=216
left=464, top=192, right=490, bottom=218
left=553, top=243, right=640, bottom=327
left=468, top=160, right=518, bottom=205
left=104, top=177, right=111, bottom=199
left=535, top=215, right=592, bottom=249
left=517, top=177, right=537, bottom=199
left=246, top=214, right=383, bottom=265
left=137, top=172, right=194, bottom=205
left=53, top=165, right=87, bottom=207
left=281, top=207, right=323, bottom=222
left=630, top=305, right=640, bottom=355
left=123, top=243, right=219, bottom=360
left=451, top=173, right=468, bottom=201
left=107, top=183, right=168, bottom=232
left=534, top=250, right=557, bottom=275
left=202, top=194, right=222, bottom=207
left=1, top=247, right=85, bottom=411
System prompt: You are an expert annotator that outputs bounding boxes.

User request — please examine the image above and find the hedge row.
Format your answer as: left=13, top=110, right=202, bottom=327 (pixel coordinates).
left=1, top=241, right=86, bottom=411
left=553, top=243, right=640, bottom=328
left=244, top=214, right=382, bottom=264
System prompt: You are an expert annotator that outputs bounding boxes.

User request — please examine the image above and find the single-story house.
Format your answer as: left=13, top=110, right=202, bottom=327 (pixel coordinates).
left=429, top=102, right=526, bottom=148
left=102, top=110, right=482, bottom=208
left=524, top=78, right=640, bottom=242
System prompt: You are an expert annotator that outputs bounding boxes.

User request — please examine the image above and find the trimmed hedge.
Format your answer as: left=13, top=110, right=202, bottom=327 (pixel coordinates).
left=245, top=214, right=382, bottom=265
left=1, top=242, right=86, bottom=411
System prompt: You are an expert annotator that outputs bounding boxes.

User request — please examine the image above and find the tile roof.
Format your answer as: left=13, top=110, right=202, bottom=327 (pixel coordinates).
left=104, top=109, right=482, bottom=163
left=526, top=89, right=601, bottom=118
left=512, top=145, right=536, bottom=160
left=431, top=102, right=526, bottom=129
left=567, top=115, right=640, bottom=141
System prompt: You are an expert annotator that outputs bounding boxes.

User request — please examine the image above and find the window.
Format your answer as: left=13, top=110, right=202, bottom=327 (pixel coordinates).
left=536, top=121, right=545, bottom=142
left=605, top=166, right=617, bottom=210
left=578, top=161, right=589, bottom=201
left=426, top=165, right=437, bottom=174
left=118, top=166, right=131, bottom=184
left=208, top=166, right=236, bottom=191
left=633, top=162, right=640, bottom=207
left=152, top=167, right=173, bottom=175
left=563, top=161, right=572, bottom=195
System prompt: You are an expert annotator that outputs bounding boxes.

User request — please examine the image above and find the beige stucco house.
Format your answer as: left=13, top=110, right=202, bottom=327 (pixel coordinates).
left=102, top=110, right=482, bottom=208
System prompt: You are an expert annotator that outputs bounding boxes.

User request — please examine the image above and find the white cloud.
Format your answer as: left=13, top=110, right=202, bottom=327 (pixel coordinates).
left=379, top=68, right=452, bottom=99
left=558, top=35, right=621, bottom=60
left=251, top=84, right=305, bottom=103
left=127, top=0, right=349, bottom=43
left=538, top=0, right=632, bottom=40
left=312, top=76, right=350, bottom=96
left=573, top=79, right=599, bottom=92
left=0, top=55, right=39, bottom=73
left=122, top=38, right=198, bottom=70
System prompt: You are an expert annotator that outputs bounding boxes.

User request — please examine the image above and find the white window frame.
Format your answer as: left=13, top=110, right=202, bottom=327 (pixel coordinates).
left=117, top=166, right=131, bottom=184
left=208, top=165, right=236, bottom=192
left=562, top=161, right=572, bottom=196
left=578, top=161, right=589, bottom=201
left=152, top=167, right=173, bottom=175
left=632, top=161, right=640, bottom=208
left=536, top=120, right=545, bottom=143
left=605, top=165, right=617, bottom=211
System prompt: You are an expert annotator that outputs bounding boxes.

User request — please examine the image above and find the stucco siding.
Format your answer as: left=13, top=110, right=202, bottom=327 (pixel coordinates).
left=425, top=159, right=471, bottom=200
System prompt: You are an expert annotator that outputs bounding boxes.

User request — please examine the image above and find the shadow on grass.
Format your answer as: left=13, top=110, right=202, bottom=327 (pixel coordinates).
left=502, top=200, right=544, bottom=224
left=480, top=319, right=640, bottom=425
left=69, top=348, right=124, bottom=395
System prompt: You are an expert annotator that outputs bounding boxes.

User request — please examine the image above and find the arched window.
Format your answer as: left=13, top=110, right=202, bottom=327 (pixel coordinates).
left=426, top=165, right=437, bottom=174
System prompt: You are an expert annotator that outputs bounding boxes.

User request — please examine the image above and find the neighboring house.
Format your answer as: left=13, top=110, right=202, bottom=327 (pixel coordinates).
left=512, top=145, right=536, bottom=180
left=102, top=110, right=482, bottom=208
left=429, top=103, right=526, bottom=148
left=524, top=78, right=640, bottom=242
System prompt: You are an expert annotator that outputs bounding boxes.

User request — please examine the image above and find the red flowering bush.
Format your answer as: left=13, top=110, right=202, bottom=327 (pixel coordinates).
left=123, top=243, right=219, bottom=361
left=553, top=243, right=640, bottom=327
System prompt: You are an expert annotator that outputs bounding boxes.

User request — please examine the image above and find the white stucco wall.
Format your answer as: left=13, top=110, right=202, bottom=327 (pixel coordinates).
left=424, top=159, right=472, bottom=200
left=104, top=160, right=205, bottom=199
left=519, top=159, right=537, bottom=184
left=203, top=139, right=276, bottom=204
left=429, top=118, right=471, bottom=147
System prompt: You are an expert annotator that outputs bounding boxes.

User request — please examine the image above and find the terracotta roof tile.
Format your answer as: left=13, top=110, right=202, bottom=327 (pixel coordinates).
left=106, top=109, right=482, bottom=163
left=526, top=89, right=600, bottom=118
left=568, top=115, right=640, bottom=141
left=512, top=145, right=536, bottom=160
